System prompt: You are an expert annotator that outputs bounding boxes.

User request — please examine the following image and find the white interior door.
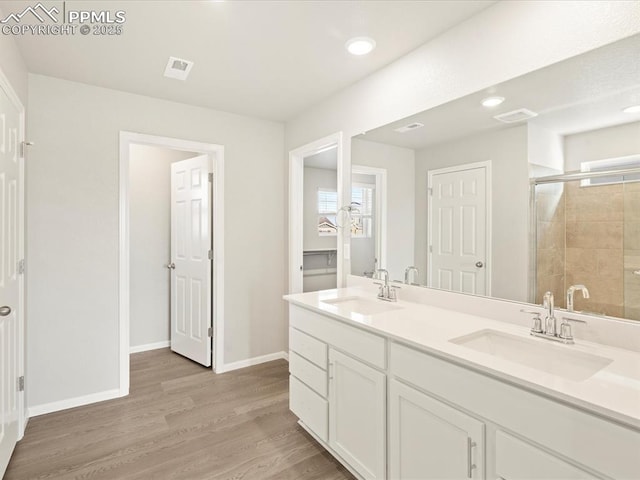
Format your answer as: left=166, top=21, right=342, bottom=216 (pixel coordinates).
left=170, top=155, right=212, bottom=367
left=429, top=163, right=488, bottom=295
left=0, top=81, right=21, bottom=476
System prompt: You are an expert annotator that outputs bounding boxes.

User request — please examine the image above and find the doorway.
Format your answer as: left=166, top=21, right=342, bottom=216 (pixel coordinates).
left=289, top=133, right=344, bottom=294
left=427, top=161, right=491, bottom=296
left=119, top=133, right=224, bottom=394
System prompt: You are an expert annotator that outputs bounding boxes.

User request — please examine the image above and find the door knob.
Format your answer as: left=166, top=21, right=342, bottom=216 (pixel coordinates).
left=0, top=306, right=12, bottom=316
left=166, top=263, right=176, bottom=269
left=475, top=261, right=484, bottom=268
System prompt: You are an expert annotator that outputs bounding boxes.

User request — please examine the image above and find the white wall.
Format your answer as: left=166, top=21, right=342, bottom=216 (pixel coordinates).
left=129, top=144, right=197, bottom=349
left=26, top=74, right=286, bottom=408
left=528, top=123, right=564, bottom=174
left=352, top=138, right=415, bottom=282
left=415, top=126, right=529, bottom=302
left=0, top=10, right=28, bottom=106
left=564, top=121, right=640, bottom=169
left=303, top=167, right=337, bottom=251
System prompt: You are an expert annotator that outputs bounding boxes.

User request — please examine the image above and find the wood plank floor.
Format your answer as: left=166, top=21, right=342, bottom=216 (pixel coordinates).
left=5, top=349, right=355, bottom=480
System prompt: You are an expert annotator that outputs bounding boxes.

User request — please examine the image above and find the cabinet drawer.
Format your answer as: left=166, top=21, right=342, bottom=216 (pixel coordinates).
left=290, top=305, right=386, bottom=369
left=290, top=351, right=327, bottom=397
left=290, top=327, right=327, bottom=369
left=290, top=375, right=328, bottom=442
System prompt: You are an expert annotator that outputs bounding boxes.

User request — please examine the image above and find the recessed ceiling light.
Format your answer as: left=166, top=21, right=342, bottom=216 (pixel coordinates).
left=481, top=96, right=505, bottom=108
left=346, top=37, right=376, bottom=56
left=622, top=104, right=640, bottom=114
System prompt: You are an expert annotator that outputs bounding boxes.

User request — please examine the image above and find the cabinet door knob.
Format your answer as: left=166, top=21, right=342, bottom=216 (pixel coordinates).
left=475, top=261, right=484, bottom=268
left=0, top=306, right=11, bottom=316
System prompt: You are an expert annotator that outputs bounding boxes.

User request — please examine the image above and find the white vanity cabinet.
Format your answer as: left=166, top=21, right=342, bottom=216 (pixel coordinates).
left=329, top=348, right=386, bottom=480
left=389, top=379, right=484, bottom=479
left=287, top=300, right=640, bottom=480
left=289, top=305, right=387, bottom=480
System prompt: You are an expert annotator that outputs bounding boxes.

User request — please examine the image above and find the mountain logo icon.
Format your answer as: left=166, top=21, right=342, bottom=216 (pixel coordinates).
left=1, top=3, right=59, bottom=24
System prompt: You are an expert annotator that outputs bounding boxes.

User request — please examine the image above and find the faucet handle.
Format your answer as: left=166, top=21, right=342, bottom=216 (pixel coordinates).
left=559, top=321, right=573, bottom=342
left=521, top=309, right=543, bottom=334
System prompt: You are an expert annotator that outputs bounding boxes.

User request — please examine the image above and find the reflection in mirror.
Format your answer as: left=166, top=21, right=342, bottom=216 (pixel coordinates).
left=350, top=33, right=640, bottom=321
left=303, top=146, right=338, bottom=292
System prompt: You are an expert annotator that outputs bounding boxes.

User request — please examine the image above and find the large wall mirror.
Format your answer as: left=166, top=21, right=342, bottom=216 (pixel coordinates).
left=350, top=33, right=640, bottom=322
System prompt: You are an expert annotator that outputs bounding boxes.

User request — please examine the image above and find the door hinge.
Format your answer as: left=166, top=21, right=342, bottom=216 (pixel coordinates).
left=207, top=327, right=213, bottom=337
left=428, top=187, right=433, bottom=196
left=17, top=259, right=25, bottom=275
left=429, top=245, right=433, bottom=253
left=20, top=141, right=34, bottom=158
left=208, top=250, right=213, bottom=260
left=208, top=172, right=213, bottom=183
left=18, top=376, right=24, bottom=392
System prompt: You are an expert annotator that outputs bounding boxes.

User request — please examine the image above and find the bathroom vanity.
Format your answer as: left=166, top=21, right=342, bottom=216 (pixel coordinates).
left=284, top=286, right=640, bottom=480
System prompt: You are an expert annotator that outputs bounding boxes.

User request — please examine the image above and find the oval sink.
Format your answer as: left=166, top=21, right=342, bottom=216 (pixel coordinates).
left=321, top=296, right=402, bottom=316
left=450, top=329, right=613, bottom=381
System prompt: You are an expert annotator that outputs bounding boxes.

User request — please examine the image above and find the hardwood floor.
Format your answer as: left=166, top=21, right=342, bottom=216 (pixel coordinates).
left=5, top=349, right=355, bottom=480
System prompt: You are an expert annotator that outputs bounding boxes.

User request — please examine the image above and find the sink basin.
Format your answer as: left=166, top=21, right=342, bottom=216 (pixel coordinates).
left=450, top=329, right=613, bottom=381
left=321, top=296, right=402, bottom=316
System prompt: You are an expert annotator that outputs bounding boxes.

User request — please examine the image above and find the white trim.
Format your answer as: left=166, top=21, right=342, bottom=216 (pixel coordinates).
left=215, top=351, right=288, bottom=374
left=129, top=341, right=171, bottom=354
left=427, top=160, right=492, bottom=296
left=28, top=389, right=121, bottom=418
left=289, top=132, right=344, bottom=294
left=0, top=66, right=26, bottom=439
left=119, top=132, right=225, bottom=388
left=352, top=165, right=387, bottom=273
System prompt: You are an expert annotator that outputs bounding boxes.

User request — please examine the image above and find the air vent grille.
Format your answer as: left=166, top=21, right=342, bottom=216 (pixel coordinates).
left=164, top=56, right=194, bottom=81
left=493, top=108, right=538, bottom=124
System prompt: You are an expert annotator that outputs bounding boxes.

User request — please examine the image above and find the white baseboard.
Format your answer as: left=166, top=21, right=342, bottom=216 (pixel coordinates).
left=129, top=340, right=170, bottom=354
left=28, top=388, right=123, bottom=417
left=216, top=351, right=288, bottom=373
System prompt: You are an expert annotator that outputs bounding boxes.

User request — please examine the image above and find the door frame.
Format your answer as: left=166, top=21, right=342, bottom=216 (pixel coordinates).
left=0, top=67, right=26, bottom=439
left=119, top=132, right=225, bottom=394
left=351, top=165, right=387, bottom=274
left=288, top=132, right=344, bottom=293
left=427, top=160, right=492, bottom=296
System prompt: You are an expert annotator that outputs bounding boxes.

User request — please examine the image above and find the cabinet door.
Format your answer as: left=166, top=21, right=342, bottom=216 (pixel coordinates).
left=389, top=379, right=485, bottom=480
left=329, top=349, right=386, bottom=480
left=494, top=430, right=600, bottom=480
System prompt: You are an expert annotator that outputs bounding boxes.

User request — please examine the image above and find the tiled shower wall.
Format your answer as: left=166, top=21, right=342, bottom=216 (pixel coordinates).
left=625, top=182, right=640, bottom=320
left=536, top=181, right=640, bottom=321
left=564, top=182, right=624, bottom=317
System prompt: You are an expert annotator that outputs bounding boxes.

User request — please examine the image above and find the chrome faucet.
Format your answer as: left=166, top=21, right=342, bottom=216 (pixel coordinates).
left=404, top=266, right=419, bottom=285
left=374, top=268, right=398, bottom=302
left=522, top=291, right=574, bottom=344
left=567, top=284, right=589, bottom=312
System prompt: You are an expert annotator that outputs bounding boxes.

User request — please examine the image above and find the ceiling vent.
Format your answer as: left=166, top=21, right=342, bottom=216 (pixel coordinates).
left=493, top=108, right=538, bottom=124
left=164, top=56, right=194, bottom=81
left=394, top=122, right=424, bottom=133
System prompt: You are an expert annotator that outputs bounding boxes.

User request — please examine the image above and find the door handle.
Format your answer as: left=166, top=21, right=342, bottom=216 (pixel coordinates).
left=475, top=261, right=484, bottom=268
left=0, top=306, right=12, bottom=316
left=166, top=263, right=176, bottom=269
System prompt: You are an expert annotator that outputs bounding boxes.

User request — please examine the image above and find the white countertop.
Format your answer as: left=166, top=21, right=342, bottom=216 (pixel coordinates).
left=284, top=287, right=640, bottom=429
